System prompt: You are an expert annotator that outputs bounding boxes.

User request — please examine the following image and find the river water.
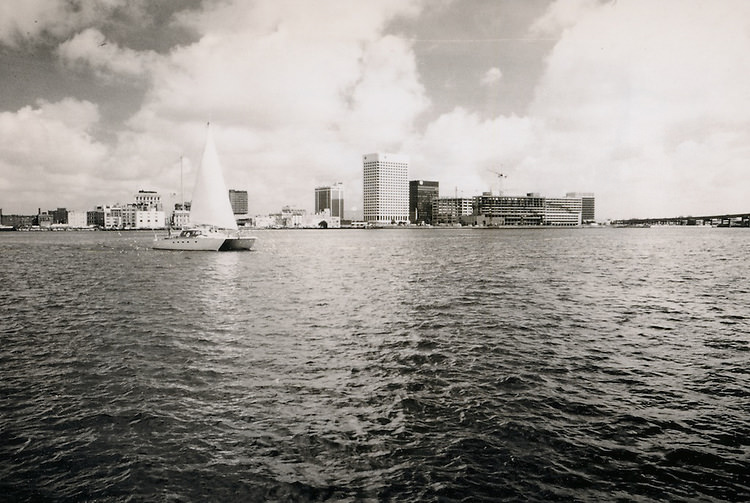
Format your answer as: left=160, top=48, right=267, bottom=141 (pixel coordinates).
left=1, top=227, right=748, bottom=502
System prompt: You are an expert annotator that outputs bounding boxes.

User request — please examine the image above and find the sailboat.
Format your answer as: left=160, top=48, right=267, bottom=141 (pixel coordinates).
left=153, top=124, right=256, bottom=251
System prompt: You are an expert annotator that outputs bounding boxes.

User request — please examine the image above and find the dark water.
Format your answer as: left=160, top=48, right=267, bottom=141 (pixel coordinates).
left=1, top=228, right=749, bottom=502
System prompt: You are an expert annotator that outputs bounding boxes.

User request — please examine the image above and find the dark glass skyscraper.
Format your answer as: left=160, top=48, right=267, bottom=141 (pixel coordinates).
left=409, top=180, right=439, bottom=224
left=315, top=183, right=344, bottom=218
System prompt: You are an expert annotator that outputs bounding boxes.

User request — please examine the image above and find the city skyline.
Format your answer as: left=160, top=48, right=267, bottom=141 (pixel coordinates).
left=1, top=1, right=749, bottom=220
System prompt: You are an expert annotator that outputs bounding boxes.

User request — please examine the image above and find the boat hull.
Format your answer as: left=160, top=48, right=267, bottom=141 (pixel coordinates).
left=153, top=235, right=256, bottom=251
left=218, top=237, right=256, bottom=251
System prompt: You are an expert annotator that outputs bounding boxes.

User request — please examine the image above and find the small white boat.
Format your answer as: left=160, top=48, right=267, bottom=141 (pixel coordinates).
left=154, top=124, right=256, bottom=251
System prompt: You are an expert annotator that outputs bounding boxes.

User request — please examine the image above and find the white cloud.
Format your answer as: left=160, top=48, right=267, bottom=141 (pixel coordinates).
left=480, top=67, right=502, bottom=87
left=529, top=0, right=602, bottom=36
left=0, top=0, right=429, bottom=215
left=120, top=0, right=429, bottom=215
left=4, top=0, right=747, bottom=221
left=405, top=108, right=534, bottom=197
left=0, top=98, right=110, bottom=211
left=517, top=0, right=750, bottom=218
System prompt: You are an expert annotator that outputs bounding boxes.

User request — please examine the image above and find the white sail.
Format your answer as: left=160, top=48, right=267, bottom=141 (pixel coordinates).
left=188, top=124, right=238, bottom=230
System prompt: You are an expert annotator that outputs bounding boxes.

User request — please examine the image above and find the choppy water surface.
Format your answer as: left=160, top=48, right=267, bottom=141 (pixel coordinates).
left=1, top=228, right=749, bottom=502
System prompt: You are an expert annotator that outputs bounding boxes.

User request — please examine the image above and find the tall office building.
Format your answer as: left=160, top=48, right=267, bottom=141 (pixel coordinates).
left=566, top=192, right=595, bottom=223
left=315, top=183, right=345, bottom=218
left=363, top=153, right=409, bottom=224
left=228, top=189, right=248, bottom=215
left=409, top=180, right=439, bottom=224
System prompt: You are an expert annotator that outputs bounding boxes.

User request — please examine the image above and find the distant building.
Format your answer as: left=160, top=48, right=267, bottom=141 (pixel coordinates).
left=467, top=193, right=583, bottom=226
left=87, top=204, right=165, bottom=229
left=88, top=205, right=122, bottom=229
left=1, top=213, right=35, bottom=228
left=315, top=183, right=345, bottom=219
left=134, top=190, right=162, bottom=210
left=544, top=196, right=582, bottom=226
left=309, top=208, right=341, bottom=228
left=36, top=211, right=53, bottom=228
left=433, top=197, right=474, bottom=225
left=51, top=208, right=68, bottom=225
left=87, top=208, right=105, bottom=227
left=172, top=207, right=190, bottom=228
left=409, top=180, right=439, bottom=225
left=123, top=206, right=165, bottom=229
left=277, top=206, right=306, bottom=228
left=228, top=189, right=248, bottom=215
left=363, top=153, right=409, bottom=224
left=566, top=192, right=595, bottom=223
left=470, top=194, right=546, bottom=226
left=66, top=210, right=88, bottom=228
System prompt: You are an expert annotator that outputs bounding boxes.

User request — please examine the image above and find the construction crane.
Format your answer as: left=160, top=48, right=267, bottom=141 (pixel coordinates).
left=487, top=169, right=507, bottom=196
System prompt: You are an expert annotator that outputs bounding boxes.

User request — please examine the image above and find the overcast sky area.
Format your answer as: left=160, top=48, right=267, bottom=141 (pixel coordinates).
left=1, top=0, right=748, bottom=220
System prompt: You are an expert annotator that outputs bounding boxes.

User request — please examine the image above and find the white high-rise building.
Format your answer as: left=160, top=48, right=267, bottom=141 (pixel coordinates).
left=362, top=153, right=409, bottom=224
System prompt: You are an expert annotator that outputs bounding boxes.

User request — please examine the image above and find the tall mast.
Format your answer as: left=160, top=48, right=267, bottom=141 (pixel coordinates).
left=180, top=155, right=184, bottom=210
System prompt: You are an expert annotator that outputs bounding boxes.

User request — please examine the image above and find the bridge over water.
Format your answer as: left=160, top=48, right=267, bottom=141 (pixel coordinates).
left=612, top=213, right=750, bottom=227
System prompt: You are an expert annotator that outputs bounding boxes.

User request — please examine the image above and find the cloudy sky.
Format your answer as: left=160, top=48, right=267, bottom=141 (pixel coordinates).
left=1, top=0, right=748, bottom=220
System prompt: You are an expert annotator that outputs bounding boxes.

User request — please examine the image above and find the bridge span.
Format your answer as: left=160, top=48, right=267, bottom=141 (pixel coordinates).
left=612, top=213, right=750, bottom=227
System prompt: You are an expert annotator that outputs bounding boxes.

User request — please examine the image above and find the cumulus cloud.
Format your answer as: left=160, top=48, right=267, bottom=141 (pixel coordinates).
left=121, top=0, right=429, bottom=215
left=0, top=0, right=130, bottom=47
left=57, top=28, right=158, bottom=79
left=3, top=0, right=747, bottom=220
left=515, top=0, right=750, bottom=218
left=0, top=98, right=111, bottom=210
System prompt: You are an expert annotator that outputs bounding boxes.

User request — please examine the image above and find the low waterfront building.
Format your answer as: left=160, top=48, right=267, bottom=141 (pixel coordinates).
left=433, top=197, right=474, bottom=225
left=309, top=208, right=341, bottom=229
left=464, top=193, right=584, bottom=227
left=86, top=204, right=165, bottom=229
left=470, top=193, right=546, bottom=226
left=1, top=213, right=35, bottom=228
left=105, top=206, right=123, bottom=229
left=36, top=211, right=53, bottom=228
left=249, top=207, right=341, bottom=229
left=544, top=197, right=583, bottom=226
left=87, top=208, right=104, bottom=228
left=87, top=205, right=123, bottom=229
left=66, top=210, right=88, bottom=228
left=171, top=207, right=190, bottom=228
left=122, top=206, right=166, bottom=229
left=566, top=192, right=595, bottom=223
left=51, top=208, right=68, bottom=225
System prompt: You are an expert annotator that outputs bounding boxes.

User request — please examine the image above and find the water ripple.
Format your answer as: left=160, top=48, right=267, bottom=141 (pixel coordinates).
left=1, top=228, right=749, bottom=501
